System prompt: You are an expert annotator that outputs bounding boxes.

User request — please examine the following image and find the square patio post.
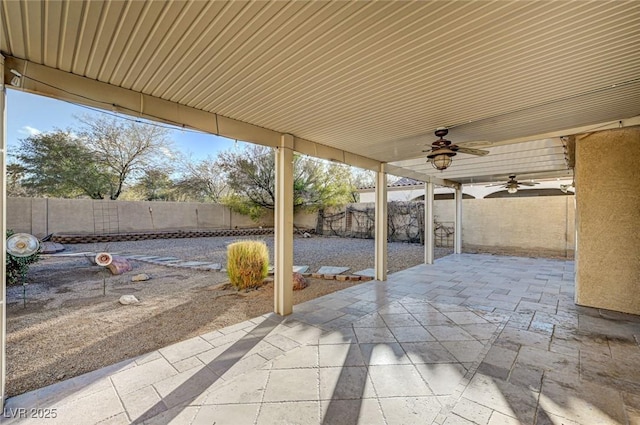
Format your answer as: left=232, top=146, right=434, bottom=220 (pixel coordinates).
left=375, top=164, right=388, bottom=281
left=424, top=181, right=434, bottom=264
left=454, top=184, right=462, bottom=254
left=274, top=134, right=294, bottom=315
left=0, top=54, right=7, bottom=406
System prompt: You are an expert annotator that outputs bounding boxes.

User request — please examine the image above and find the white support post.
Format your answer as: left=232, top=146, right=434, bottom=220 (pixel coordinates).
left=274, top=134, right=294, bottom=316
left=375, top=164, right=388, bottom=281
left=424, top=182, right=434, bottom=264
left=454, top=184, right=463, bottom=254
left=0, top=54, right=7, bottom=406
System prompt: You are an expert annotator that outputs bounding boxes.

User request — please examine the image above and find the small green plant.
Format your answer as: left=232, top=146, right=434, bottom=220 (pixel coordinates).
left=6, top=230, right=40, bottom=286
left=226, top=240, right=269, bottom=291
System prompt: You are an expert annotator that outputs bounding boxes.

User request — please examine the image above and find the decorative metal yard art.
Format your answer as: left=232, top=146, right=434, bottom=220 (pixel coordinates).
left=95, top=252, right=113, bottom=296
left=6, top=233, right=40, bottom=308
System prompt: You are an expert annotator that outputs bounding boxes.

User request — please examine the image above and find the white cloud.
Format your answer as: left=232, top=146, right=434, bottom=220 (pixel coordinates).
left=19, top=126, right=41, bottom=136
left=160, top=146, right=174, bottom=158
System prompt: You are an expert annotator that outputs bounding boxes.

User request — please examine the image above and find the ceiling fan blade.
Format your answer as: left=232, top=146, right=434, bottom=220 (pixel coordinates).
left=454, top=147, right=489, bottom=156
left=519, top=182, right=539, bottom=186
left=485, top=183, right=506, bottom=187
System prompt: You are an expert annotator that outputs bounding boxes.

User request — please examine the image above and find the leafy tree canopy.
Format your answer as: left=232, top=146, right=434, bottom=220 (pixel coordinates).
left=15, top=129, right=112, bottom=199
left=14, top=116, right=172, bottom=200
left=126, top=166, right=176, bottom=201
left=218, top=145, right=357, bottom=217
left=173, top=154, right=228, bottom=203
left=78, top=116, right=172, bottom=200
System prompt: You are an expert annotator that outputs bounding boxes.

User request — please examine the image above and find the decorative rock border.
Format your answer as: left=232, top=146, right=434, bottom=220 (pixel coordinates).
left=51, top=228, right=276, bottom=244
left=306, top=272, right=373, bottom=282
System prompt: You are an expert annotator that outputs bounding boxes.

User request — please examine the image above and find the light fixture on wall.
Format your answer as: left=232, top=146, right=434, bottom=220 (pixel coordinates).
left=424, top=128, right=489, bottom=171
left=9, top=69, right=22, bottom=87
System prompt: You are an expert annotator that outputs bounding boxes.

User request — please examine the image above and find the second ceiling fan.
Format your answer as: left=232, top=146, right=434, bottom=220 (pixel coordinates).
left=486, top=175, right=539, bottom=194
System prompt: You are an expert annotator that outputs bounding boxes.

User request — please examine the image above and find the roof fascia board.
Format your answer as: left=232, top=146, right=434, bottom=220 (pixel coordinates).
left=0, top=56, right=511, bottom=187
left=3, top=56, right=445, bottom=182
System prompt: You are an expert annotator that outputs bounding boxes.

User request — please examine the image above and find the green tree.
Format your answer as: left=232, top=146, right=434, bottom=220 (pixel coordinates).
left=128, top=167, right=176, bottom=201
left=16, top=130, right=112, bottom=199
left=78, top=116, right=172, bottom=200
left=15, top=116, right=173, bottom=200
left=218, top=145, right=357, bottom=217
left=174, top=155, right=228, bottom=202
left=6, top=163, right=32, bottom=197
left=348, top=169, right=376, bottom=202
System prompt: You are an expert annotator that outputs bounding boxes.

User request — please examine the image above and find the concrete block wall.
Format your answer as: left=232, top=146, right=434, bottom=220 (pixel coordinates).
left=7, top=196, right=576, bottom=260
left=7, top=198, right=276, bottom=237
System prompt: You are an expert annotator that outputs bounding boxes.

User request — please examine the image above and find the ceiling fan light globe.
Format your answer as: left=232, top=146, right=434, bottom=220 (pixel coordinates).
left=429, top=154, right=453, bottom=170
left=507, top=186, right=518, bottom=194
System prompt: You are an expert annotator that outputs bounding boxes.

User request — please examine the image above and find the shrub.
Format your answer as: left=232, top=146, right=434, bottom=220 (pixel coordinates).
left=226, top=240, right=270, bottom=291
left=6, top=230, right=40, bottom=286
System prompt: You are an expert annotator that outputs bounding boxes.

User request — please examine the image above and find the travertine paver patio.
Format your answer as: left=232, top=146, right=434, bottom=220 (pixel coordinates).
left=3, top=254, right=640, bottom=424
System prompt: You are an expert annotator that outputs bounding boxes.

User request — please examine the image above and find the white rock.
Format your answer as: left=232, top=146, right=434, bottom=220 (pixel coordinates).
left=119, top=295, right=139, bottom=305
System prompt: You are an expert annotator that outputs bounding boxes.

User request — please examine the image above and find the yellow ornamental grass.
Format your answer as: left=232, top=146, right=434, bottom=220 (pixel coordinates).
left=226, top=240, right=270, bottom=290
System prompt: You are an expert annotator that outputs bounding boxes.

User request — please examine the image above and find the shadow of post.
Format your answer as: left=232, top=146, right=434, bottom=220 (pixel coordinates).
left=322, top=341, right=369, bottom=425
left=132, top=315, right=284, bottom=424
left=322, top=281, right=392, bottom=424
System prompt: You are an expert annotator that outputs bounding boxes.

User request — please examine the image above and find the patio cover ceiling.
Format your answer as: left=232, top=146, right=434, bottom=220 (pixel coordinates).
left=2, top=1, right=639, bottom=184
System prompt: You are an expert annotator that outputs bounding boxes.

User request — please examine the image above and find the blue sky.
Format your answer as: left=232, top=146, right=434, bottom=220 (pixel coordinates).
left=6, top=89, right=245, bottom=162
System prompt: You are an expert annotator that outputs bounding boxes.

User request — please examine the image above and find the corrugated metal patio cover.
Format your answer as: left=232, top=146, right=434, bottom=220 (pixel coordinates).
left=2, top=1, right=639, bottom=182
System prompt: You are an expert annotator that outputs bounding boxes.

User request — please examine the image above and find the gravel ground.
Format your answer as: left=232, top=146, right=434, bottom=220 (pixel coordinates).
left=67, top=234, right=453, bottom=274
left=6, top=236, right=451, bottom=398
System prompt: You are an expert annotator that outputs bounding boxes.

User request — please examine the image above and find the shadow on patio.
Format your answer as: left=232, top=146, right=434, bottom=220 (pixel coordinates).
left=4, top=254, right=640, bottom=424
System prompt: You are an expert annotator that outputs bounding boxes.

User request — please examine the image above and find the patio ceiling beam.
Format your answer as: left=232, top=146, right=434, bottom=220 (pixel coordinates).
left=384, top=164, right=455, bottom=188
left=476, top=115, right=640, bottom=148
left=2, top=56, right=444, bottom=184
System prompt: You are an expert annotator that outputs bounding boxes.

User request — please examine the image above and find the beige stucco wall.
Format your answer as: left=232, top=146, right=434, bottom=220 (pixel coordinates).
left=434, top=197, right=575, bottom=257
left=338, top=198, right=574, bottom=256
left=575, top=127, right=640, bottom=315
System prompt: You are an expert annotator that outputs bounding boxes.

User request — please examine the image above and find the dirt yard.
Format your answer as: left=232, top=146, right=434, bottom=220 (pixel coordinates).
left=6, top=236, right=450, bottom=397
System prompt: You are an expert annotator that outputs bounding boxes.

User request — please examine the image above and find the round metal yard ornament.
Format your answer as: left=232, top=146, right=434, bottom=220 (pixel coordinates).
left=7, top=233, right=40, bottom=258
left=95, top=253, right=113, bottom=296
left=95, top=252, right=113, bottom=267
left=6, top=233, right=40, bottom=308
